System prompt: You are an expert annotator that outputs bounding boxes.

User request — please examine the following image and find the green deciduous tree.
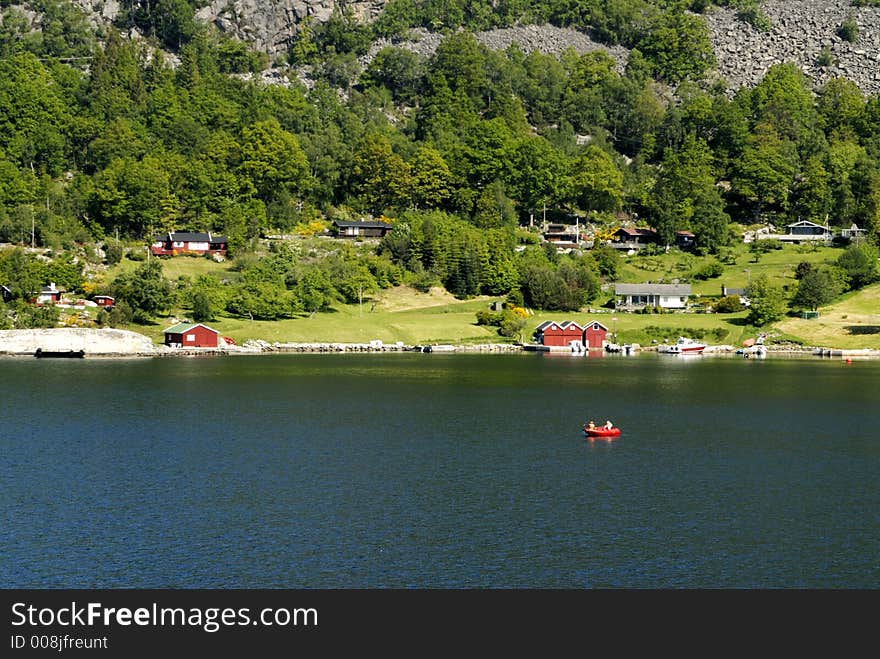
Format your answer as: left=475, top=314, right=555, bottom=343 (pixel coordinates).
left=836, top=242, right=879, bottom=290
left=746, top=273, right=786, bottom=326
left=112, top=259, right=173, bottom=321
left=792, top=268, right=841, bottom=311
left=239, top=118, right=312, bottom=205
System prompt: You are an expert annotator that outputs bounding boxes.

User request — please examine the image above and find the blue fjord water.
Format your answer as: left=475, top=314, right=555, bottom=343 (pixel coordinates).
left=1, top=352, right=878, bottom=588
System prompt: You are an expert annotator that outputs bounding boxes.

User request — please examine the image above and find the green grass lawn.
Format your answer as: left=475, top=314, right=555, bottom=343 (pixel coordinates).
left=111, top=242, right=864, bottom=350
left=129, top=287, right=502, bottom=346
left=103, top=254, right=239, bottom=284
left=617, top=243, right=840, bottom=297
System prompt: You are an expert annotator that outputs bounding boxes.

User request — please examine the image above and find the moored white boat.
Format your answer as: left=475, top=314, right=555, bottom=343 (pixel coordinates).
left=657, top=337, right=706, bottom=355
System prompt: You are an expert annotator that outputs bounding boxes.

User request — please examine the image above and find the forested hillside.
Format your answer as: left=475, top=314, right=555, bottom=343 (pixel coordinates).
left=1, top=0, right=879, bottom=328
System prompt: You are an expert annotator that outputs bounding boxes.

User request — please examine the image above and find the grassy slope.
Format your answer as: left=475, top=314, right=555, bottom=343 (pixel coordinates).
left=109, top=242, right=875, bottom=349
left=775, top=284, right=880, bottom=349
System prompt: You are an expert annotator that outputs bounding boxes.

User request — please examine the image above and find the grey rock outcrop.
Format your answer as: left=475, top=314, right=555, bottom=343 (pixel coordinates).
left=706, top=1, right=880, bottom=96
left=0, top=328, right=157, bottom=356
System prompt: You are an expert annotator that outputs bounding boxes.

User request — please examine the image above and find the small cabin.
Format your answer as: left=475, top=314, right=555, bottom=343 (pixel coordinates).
left=163, top=322, right=220, bottom=348
left=332, top=220, right=393, bottom=238
left=840, top=224, right=867, bottom=241
left=150, top=232, right=228, bottom=257
left=34, top=283, right=63, bottom=306
left=610, top=227, right=659, bottom=250
left=93, top=295, right=115, bottom=308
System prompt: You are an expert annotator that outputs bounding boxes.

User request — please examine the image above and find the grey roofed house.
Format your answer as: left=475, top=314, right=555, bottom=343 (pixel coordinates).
left=614, top=283, right=692, bottom=310
left=332, top=220, right=393, bottom=238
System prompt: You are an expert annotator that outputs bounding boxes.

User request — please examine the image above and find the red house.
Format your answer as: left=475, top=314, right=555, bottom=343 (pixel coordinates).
left=150, top=232, right=228, bottom=257
left=534, top=321, right=585, bottom=347
left=163, top=322, right=220, bottom=348
left=94, top=295, right=115, bottom=308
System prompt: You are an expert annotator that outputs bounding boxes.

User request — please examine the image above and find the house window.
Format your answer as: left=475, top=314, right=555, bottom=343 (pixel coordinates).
left=185, top=334, right=196, bottom=342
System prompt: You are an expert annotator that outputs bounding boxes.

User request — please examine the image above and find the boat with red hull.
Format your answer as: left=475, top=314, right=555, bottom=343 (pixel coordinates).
left=583, top=426, right=621, bottom=438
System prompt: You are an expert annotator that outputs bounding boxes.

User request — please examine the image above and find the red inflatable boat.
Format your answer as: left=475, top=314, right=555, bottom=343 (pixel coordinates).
left=583, top=427, right=621, bottom=438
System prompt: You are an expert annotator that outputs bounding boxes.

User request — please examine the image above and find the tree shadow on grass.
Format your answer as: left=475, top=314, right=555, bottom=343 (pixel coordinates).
left=847, top=325, right=880, bottom=335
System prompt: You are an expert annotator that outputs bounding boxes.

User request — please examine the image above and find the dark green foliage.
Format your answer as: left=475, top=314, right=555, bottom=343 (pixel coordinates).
left=838, top=15, right=859, bottom=42
left=111, top=259, right=173, bottom=321
left=836, top=242, right=879, bottom=290
left=713, top=295, right=744, bottom=313
left=693, top=260, right=724, bottom=280
left=792, top=267, right=842, bottom=310
left=104, top=243, right=124, bottom=266
left=731, top=0, right=772, bottom=32
left=588, top=245, right=621, bottom=280
left=795, top=261, right=813, bottom=280
left=9, top=299, right=60, bottom=328
left=747, top=273, right=786, bottom=326
left=817, top=47, right=835, bottom=68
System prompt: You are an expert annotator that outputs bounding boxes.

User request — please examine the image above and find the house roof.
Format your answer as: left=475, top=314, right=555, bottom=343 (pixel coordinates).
left=615, top=227, right=657, bottom=238
left=333, top=220, right=393, bottom=229
left=163, top=322, right=218, bottom=335
left=614, top=283, right=692, bottom=296
left=155, top=232, right=227, bottom=243
left=787, top=220, right=829, bottom=230
left=94, top=295, right=115, bottom=300
left=535, top=320, right=584, bottom=332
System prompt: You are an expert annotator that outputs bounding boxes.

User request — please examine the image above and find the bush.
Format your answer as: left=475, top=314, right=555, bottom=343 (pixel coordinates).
left=838, top=15, right=859, bottom=42
left=817, top=46, right=835, bottom=67
left=693, top=261, right=724, bottom=280
left=713, top=295, right=744, bottom=313
left=126, top=248, right=146, bottom=262
left=105, top=243, right=123, bottom=265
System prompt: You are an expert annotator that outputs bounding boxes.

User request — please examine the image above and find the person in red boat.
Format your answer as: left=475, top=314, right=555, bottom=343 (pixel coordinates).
left=604, top=420, right=613, bottom=430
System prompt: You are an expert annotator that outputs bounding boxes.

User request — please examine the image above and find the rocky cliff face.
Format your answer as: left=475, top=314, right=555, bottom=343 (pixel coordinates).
left=193, top=0, right=880, bottom=95
left=9, top=1, right=880, bottom=94
left=194, top=0, right=387, bottom=56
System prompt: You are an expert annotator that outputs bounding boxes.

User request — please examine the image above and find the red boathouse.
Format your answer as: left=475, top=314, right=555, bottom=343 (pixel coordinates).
left=534, top=321, right=585, bottom=347
left=583, top=321, right=609, bottom=350
left=163, top=322, right=220, bottom=348
left=535, top=319, right=609, bottom=349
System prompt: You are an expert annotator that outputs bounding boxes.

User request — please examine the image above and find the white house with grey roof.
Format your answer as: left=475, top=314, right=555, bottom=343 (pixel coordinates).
left=614, top=283, right=692, bottom=310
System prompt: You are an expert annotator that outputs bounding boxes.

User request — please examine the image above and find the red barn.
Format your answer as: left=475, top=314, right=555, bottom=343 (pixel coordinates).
left=94, top=295, right=115, bottom=308
left=534, top=321, right=585, bottom=347
left=583, top=320, right=609, bottom=350
left=163, top=322, right=220, bottom=348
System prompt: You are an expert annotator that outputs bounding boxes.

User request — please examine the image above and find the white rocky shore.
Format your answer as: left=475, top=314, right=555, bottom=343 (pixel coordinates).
left=0, top=328, right=159, bottom=357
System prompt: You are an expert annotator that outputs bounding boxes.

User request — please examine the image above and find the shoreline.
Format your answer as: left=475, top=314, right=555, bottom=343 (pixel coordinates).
left=2, top=328, right=878, bottom=359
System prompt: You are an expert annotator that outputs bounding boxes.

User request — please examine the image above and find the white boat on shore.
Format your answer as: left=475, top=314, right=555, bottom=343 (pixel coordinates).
left=657, top=337, right=707, bottom=355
